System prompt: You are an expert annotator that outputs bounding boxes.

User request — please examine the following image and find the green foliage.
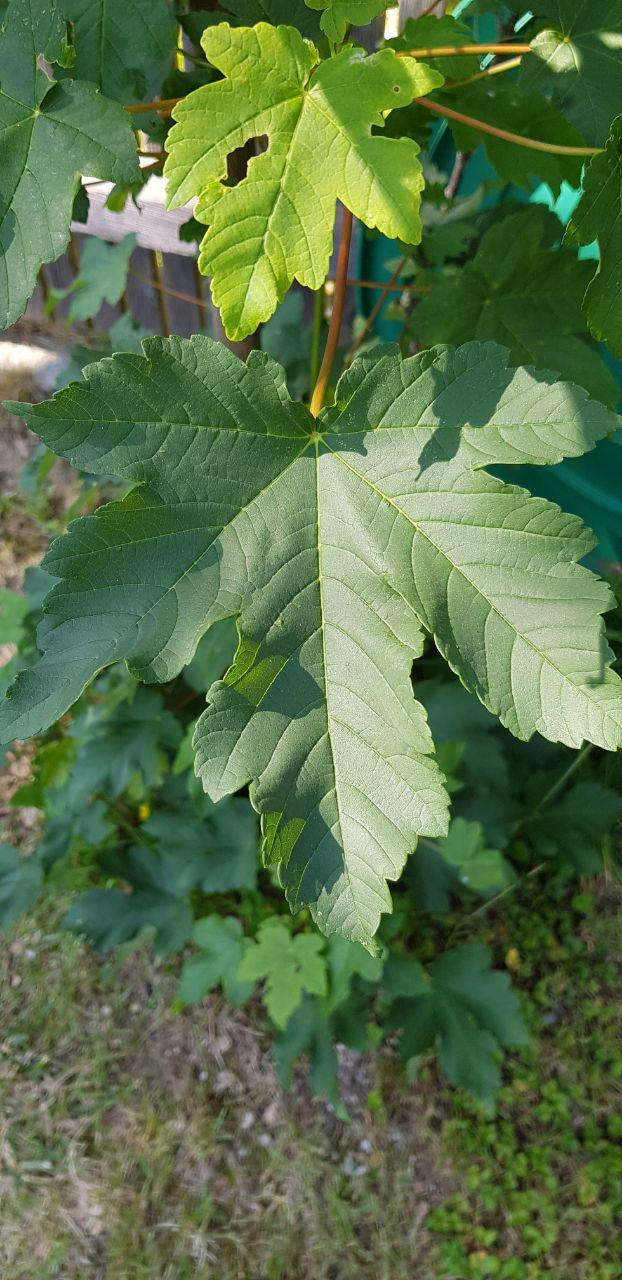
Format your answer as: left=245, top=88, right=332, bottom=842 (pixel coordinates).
left=62, top=0, right=177, bottom=103
left=2, top=0, right=622, bottom=1117
left=61, top=233, right=136, bottom=324
left=3, top=338, right=622, bottom=946
left=0, top=844, right=43, bottom=930
left=237, top=917, right=328, bottom=1028
left=180, top=0, right=322, bottom=42
left=527, top=780, right=622, bottom=875
left=430, top=81, right=586, bottom=193
left=565, top=116, right=622, bottom=359
left=389, top=14, right=480, bottom=79
left=0, top=0, right=139, bottom=329
left=435, top=818, right=515, bottom=896
left=411, top=206, right=619, bottom=406
left=178, top=915, right=254, bottom=1006
left=385, top=945, right=529, bottom=1105
left=165, top=23, right=442, bottom=338
left=304, top=0, right=389, bottom=44
left=521, top=0, right=622, bottom=145
left=0, top=588, right=29, bottom=647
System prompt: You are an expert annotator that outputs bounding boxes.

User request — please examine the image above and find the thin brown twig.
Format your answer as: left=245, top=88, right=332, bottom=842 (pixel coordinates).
left=397, top=42, right=533, bottom=58
left=125, top=96, right=182, bottom=114
left=347, top=277, right=430, bottom=293
left=344, top=255, right=408, bottom=367
left=417, top=95, right=601, bottom=156
left=309, top=208, right=353, bottom=418
left=444, top=151, right=469, bottom=199
left=127, top=268, right=431, bottom=313
left=419, top=0, right=444, bottom=16
left=447, top=54, right=524, bottom=89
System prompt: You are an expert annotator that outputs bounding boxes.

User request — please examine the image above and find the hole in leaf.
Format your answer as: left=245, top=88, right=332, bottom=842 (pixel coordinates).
left=226, top=135, right=269, bottom=186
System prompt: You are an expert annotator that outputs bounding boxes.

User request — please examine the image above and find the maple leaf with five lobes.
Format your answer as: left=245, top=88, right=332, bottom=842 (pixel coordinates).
left=164, top=22, right=443, bottom=341
left=2, top=338, right=622, bottom=948
left=0, top=0, right=140, bottom=329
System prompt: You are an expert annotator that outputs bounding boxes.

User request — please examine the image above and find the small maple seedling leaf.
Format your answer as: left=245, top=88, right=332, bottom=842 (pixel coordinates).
left=165, top=22, right=443, bottom=339
left=2, top=338, right=622, bottom=946
left=385, top=945, right=529, bottom=1103
left=304, top=1, right=389, bottom=45
left=0, top=0, right=139, bottom=329
left=178, top=916, right=255, bottom=1007
left=237, top=918, right=327, bottom=1028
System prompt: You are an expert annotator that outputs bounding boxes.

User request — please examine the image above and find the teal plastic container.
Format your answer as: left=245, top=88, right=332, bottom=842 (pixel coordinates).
left=356, top=4, right=622, bottom=571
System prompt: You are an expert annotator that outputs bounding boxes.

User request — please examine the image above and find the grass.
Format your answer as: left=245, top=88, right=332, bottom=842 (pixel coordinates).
left=0, top=878, right=620, bottom=1279
left=0, top=892, right=450, bottom=1279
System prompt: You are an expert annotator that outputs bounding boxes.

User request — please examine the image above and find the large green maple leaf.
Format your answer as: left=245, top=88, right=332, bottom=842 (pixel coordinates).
left=2, top=337, right=622, bottom=946
left=564, top=116, right=622, bottom=360
left=0, top=0, right=139, bottom=329
left=164, top=22, right=443, bottom=340
left=62, top=0, right=177, bottom=103
left=521, top=0, right=622, bottom=147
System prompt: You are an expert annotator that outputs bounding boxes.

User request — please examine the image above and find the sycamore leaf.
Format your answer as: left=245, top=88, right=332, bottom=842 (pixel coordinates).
left=3, top=0, right=73, bottom=66
left=178, top=915, right=254, bottom=1006
left=62, top=0, right=177, bottom=103
left=521, top=0, right=622, bottom=147
left=0, top=0, right=139, bottom=329
left=165, top=23, right=443, bottom=339
left=0, top=588, right=29, bottom=646
left=181, top=0, right=322, bottom=42
left=564, top=116, right=622, bottom=361
left=64, top=887, right=193, bottom=955
left=65, top=234, right=136, bottom=324
left=385, top=945, right=528, bottom=1103
left=142, top=803, right=258, bottom=893
left=274, top=994, right=344, bottom=1110
left=0, top=845, right=43, bottom=931
left=388, top=14, right=480, bottom=80
left=436, top=81, right=585, bottom=193
left=2, top=337, right=622, bottom=946
left=412, top=206, right=620, bottom=407
left=436, top=818, right=515, bottom=896
left=325, top=932, right=383, bottom=1011
left=237, top=918, right=327, bottom=1028
left=528, top=779, right=622, bottom=874
left=66, top=686, right=181, bottom=801
left=304, top=0, right=389, bottom=45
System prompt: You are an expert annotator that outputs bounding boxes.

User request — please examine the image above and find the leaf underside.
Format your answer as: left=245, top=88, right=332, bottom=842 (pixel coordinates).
left=1, top=337, right=622, bottom=946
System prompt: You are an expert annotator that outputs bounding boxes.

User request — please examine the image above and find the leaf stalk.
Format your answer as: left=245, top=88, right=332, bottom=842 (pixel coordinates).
left=397, top=43, right=533, bottom=58
left=309, top=208, right=353, bottom=418
left=417, top=96, right=602, bottom=156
